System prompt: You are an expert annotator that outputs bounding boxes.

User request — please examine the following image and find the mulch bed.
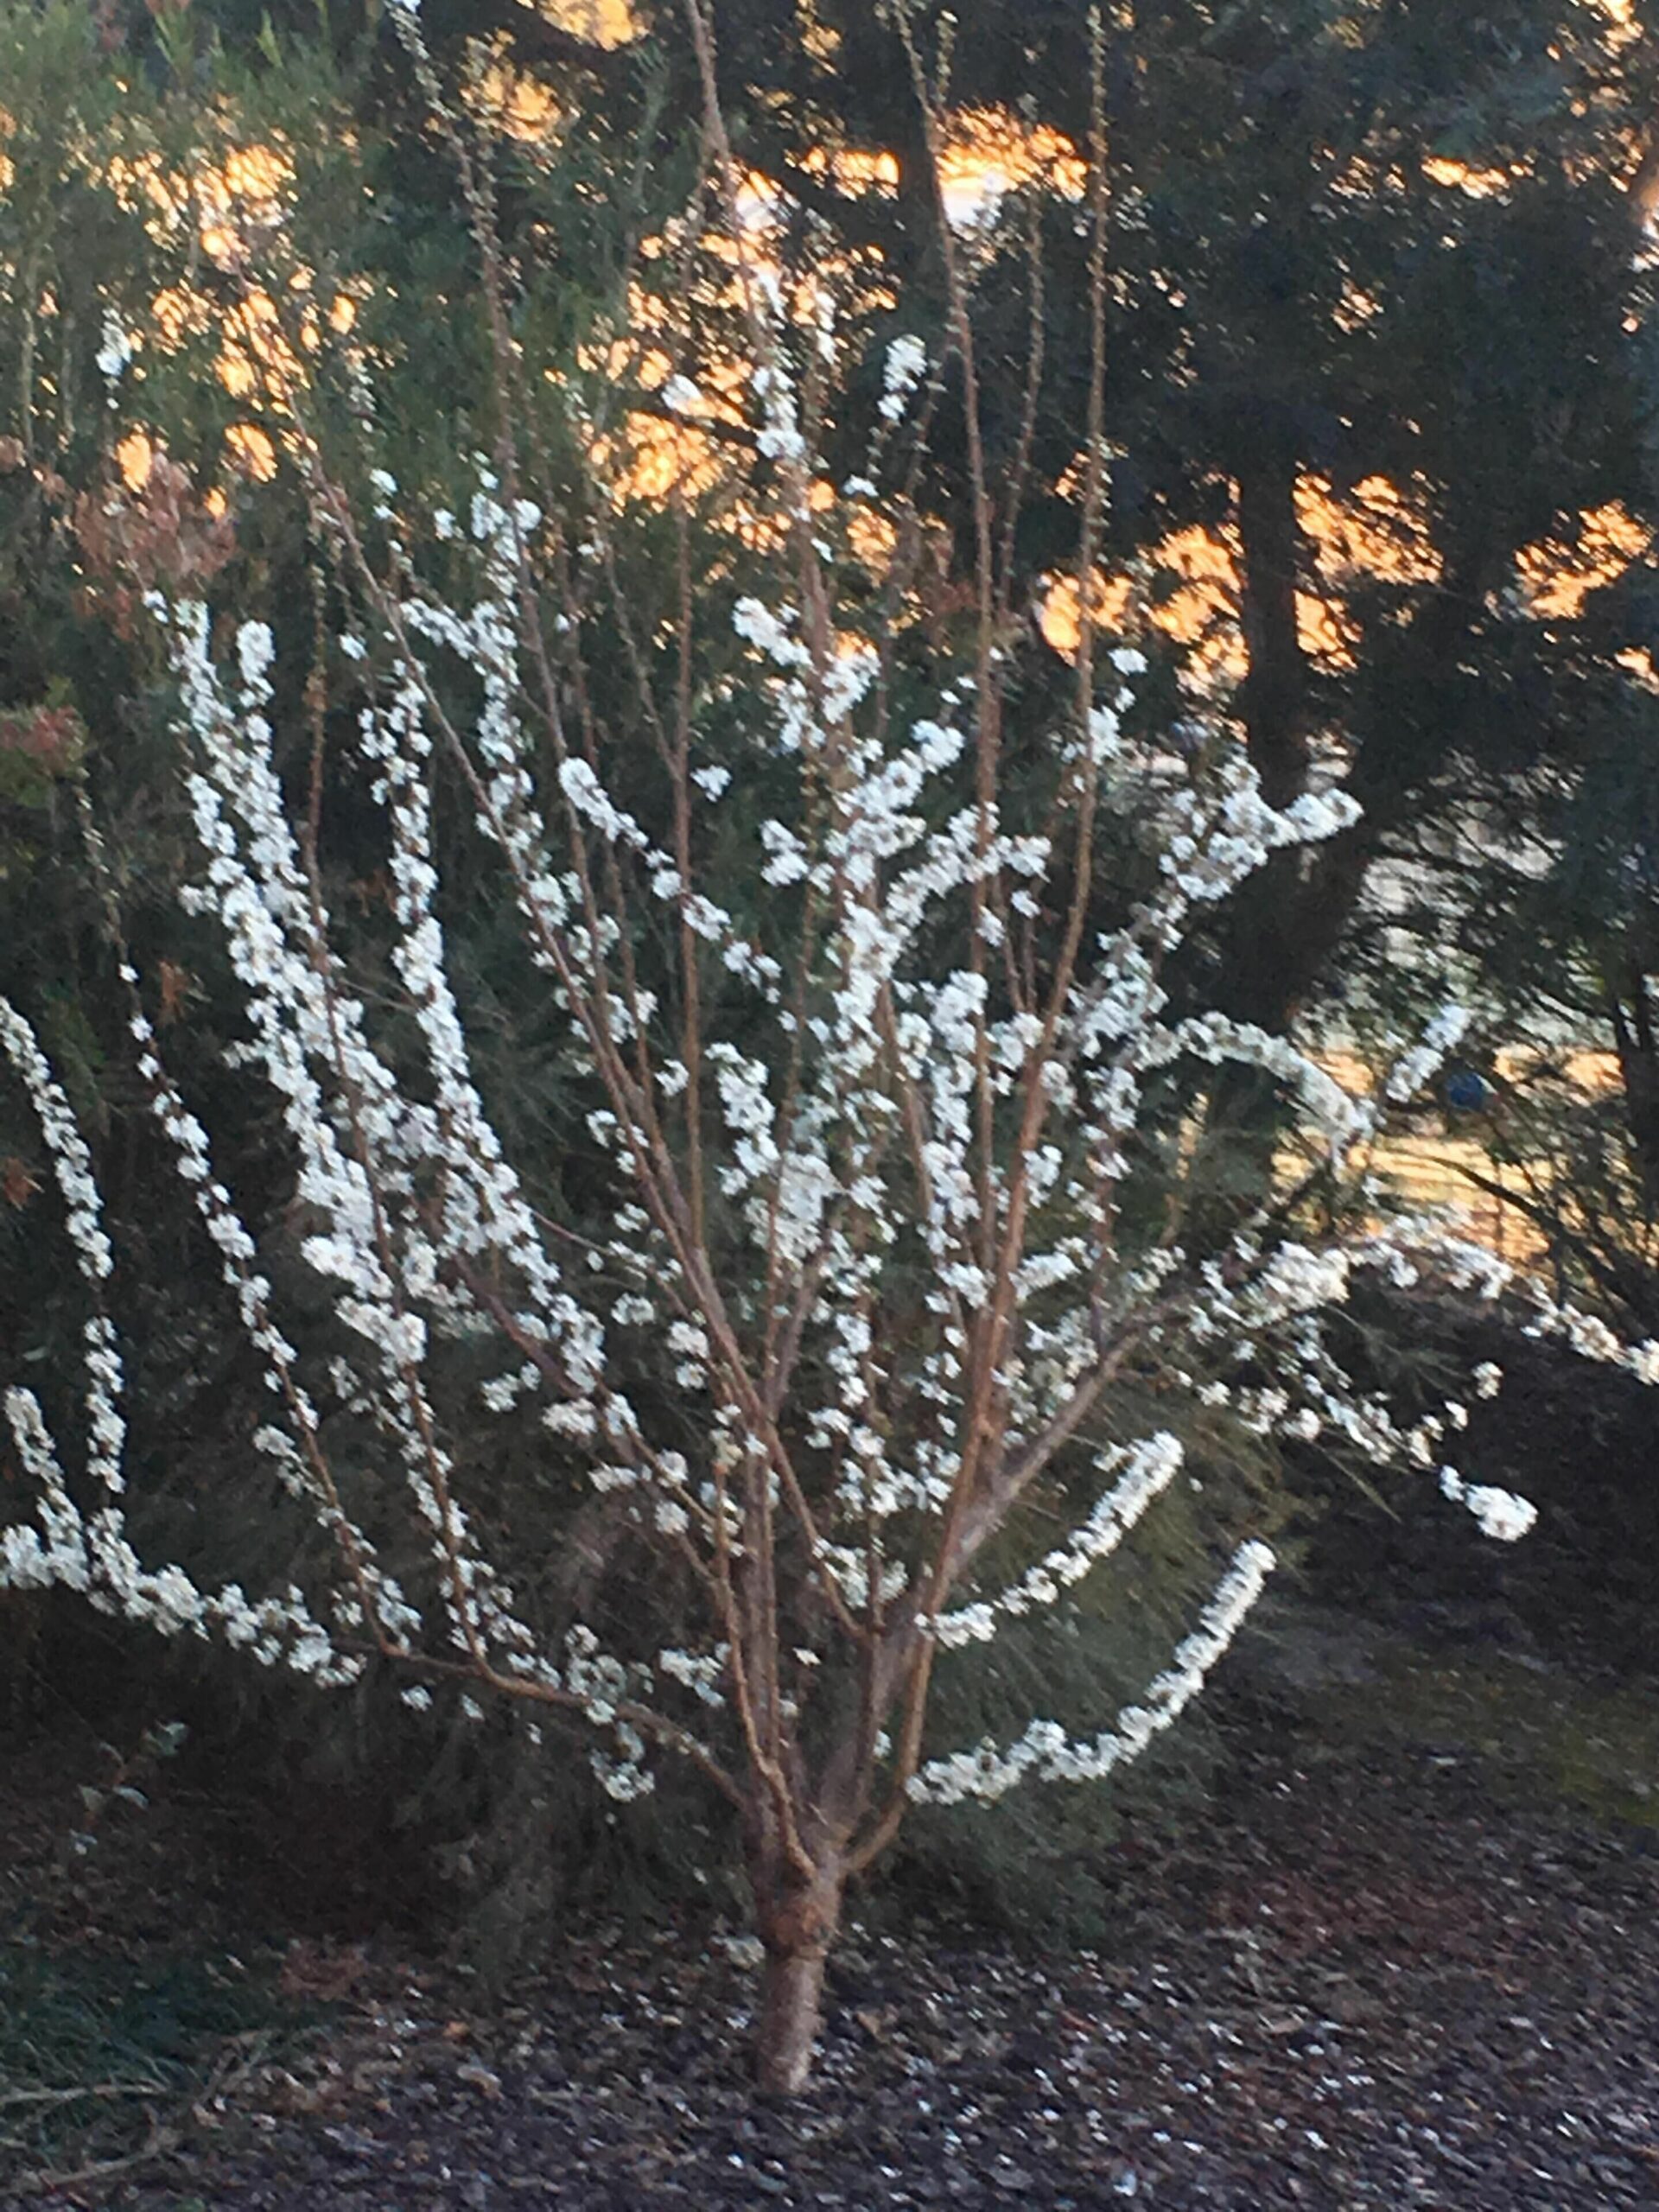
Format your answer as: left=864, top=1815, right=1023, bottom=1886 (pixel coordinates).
left=6, top=1700, right=1656, bottom=2212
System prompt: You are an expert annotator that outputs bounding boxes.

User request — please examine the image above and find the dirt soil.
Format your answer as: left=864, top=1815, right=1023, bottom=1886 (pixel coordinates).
left=3, top=1607, right=1657, bottom=2211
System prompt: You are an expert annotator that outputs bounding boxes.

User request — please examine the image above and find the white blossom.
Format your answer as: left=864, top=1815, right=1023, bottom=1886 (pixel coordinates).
left=879, top=334, right=927, bottom=423
left=1385, top=1003, right=1473, bottom=1104
left=1440, top=1468, right=1536, bottom=1543
left=96, top=310, right=134, bottom=385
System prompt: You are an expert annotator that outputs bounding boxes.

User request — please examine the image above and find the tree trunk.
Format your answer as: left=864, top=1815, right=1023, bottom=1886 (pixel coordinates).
left=1236, top=438, right=1307, bottom=814
left=1192, top=435, right=1338, bottom=1245
left=750, top=1851, right=844, bottom=2096
left=756, top=1936, right=831, bottom=2097
left=1609, top=961, right=1659, bottom=1206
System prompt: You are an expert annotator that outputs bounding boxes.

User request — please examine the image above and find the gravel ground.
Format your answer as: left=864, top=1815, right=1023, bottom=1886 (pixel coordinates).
left=9, top=1688, right=1657, bottom=2212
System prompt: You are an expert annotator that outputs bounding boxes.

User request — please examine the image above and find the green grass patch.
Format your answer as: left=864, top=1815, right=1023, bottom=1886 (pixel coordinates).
left=1314, top=1646, right=1659, bottom=1830
left=0, top=1938, right=319, bottom=2188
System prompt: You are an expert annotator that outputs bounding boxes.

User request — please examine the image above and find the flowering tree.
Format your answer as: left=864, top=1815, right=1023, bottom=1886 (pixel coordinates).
left=4, top=0, right=1657, bottom=2094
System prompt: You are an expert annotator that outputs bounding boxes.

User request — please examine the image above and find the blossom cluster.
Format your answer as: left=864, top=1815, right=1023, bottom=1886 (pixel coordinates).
left=911, top=1542, right=1276, bottom=1804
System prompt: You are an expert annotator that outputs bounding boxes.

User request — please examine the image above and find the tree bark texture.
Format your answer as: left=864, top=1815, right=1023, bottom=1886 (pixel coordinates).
left=750, top=1849, right=845, bottom=2096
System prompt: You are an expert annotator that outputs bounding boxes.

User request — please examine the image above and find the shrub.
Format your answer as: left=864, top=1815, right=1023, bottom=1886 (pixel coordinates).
left=6, top=0, right=1655, bottom=2094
